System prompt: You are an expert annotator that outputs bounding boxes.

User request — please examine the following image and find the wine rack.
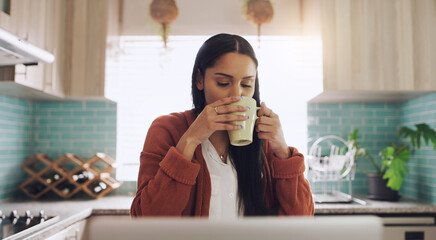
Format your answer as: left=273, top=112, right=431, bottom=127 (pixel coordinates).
left=19, top=153, right=121, bottom=199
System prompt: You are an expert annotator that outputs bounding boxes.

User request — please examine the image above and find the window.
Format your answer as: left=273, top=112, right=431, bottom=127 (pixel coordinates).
left=110, top=36, right=322, bottom=181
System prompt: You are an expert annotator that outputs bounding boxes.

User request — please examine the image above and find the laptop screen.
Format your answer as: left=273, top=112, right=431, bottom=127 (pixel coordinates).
left=86, top=215, right=382, bottom=240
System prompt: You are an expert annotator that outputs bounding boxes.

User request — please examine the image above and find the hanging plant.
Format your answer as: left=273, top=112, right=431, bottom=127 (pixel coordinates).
left=149, top=0, right=179, bottom=48
left=244, top=0, right=274, bottom=46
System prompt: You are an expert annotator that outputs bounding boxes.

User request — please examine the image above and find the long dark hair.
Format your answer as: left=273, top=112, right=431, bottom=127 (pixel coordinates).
left=191, top=33, right=275, bottom=215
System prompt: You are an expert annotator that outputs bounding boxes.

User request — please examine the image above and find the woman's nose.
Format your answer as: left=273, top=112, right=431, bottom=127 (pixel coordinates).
left=230, top=85, right=243, bottom=97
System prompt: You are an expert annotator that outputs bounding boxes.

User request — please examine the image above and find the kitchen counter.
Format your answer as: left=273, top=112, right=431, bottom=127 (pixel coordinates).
left=315, top=195, right=436, bottom=215
left=1, top=195, right=436, bottom=239
left=0, top=196, right=131, bottom=240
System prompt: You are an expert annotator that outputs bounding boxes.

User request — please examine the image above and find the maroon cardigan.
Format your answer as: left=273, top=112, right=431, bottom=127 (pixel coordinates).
left=130, top=110, right=314, bottom=216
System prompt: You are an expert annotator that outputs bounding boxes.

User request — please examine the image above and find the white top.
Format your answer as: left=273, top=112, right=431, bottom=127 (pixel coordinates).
left=201, top=139, right=240, bottom=220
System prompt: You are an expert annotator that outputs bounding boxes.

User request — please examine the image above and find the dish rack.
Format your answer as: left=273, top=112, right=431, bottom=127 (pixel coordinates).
left=19, top=153, right=121, bottom=199
left=307, top=135, right=357, bottom=203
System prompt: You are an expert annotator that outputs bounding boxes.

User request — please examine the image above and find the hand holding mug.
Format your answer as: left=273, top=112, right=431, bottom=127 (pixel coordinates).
left=227, top=97, right=290, bottom=159
left=256, top=102, right=290, bottom=159
left=176, top=96, right=248, bottom=161
left=227, top=97, right=261, bottom=146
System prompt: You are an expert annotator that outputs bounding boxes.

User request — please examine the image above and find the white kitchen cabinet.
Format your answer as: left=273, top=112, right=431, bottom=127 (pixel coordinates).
left=0, top=0, right=47, bottom=49
left=0, top=0, right=47, bottom=92
left=312, top=0, right=436, bottom=103
left=0, top=64, right=43, bottom=90
left=62, top=0, right=120, bottom=101
left=382, top=217, right=436, bottom=240
left=45, top=220, right=87, bottom=240
left=0, top=0, right=62, bottom=100
left=13, top=0, right=46, bottom=49
left=42, top=0, right=66, bottom=98
left=0, top=0, right=120, bottom=101
left=0, top=2, right=10, bottom=32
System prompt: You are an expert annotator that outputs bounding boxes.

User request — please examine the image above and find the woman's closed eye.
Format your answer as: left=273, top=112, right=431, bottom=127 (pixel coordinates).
left=217, top=82, right=230, bottom=87
left=217, top=82, right=251, bottom=88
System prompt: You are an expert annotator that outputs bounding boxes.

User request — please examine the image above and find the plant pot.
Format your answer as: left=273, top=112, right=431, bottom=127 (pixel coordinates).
left=245, top=0, right=274, bottom=26
left=244, top=0, right=274, bottom=46
left=149, top=0, right=179, bottom=48
left=367, top=173, right=400, bottom=201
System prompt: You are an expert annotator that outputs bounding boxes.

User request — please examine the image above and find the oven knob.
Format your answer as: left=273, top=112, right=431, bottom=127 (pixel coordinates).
left=39, top=210, right=47, bottom=222
left=24, top=210, right=34, bottom=225
left=0, top=210, right=5, bottom=224
left=24, top=210, right=33, bottom=219
left=10, top=210, right=18, bottom=218
left=10, top=210, right=19, bottom=224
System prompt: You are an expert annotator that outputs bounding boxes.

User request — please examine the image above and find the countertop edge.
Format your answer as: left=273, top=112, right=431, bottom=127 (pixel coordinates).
left=1, top=196, right=435, bottom=239
left=24, top=208, right=93, bottom=240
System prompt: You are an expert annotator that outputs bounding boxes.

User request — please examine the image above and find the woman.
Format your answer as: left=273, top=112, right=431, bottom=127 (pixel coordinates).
left=131, top=33, right=314, bottom=218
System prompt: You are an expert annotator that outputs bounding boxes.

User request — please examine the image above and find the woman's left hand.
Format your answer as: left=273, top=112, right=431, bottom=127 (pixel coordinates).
left=256, top=102, right=290, bottom=159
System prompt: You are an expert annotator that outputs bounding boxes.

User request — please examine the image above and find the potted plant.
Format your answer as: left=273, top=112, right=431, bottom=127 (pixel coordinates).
left=149, top=0, right=179, bottom=48
left=243, top=0, right=274, bottom=47
left=346, top=123, right=436, bottom=201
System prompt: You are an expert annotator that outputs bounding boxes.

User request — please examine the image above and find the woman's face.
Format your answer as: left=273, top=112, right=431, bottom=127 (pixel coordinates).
left=196, top=52, right=257, bottom=105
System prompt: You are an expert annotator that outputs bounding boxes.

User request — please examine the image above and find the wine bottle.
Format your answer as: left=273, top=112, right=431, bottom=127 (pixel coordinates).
left=57, top=181, right=76, bottom=195
left=72, top=170, right=94, bottom=183
left=25, top=181, right=46, bottom=195
left=72, top=171, right=85, bottom=183
left=90, top=181, right=107, bottom=194
left=44, top=172, right=61, bottom=184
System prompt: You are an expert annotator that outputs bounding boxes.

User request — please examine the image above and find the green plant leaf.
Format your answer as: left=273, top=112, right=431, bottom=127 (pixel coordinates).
left=431, top=135, right=436, bottom=150
left=399, top=126, right=418, bottom=148
left=420, top=124, right=431, bottom=146
left=346, top=129, right=381, bottom=173
left=383, top=168, right=403, bottom=191
left=382, top=147, right=410, bottom=191
left=381, top=146, right=395, bottom=159
left=349, top=129, right=359, bottom=141
left=396, top=147, right=411, bottom=162
left=399, top=126, right=414, bottom=140
left=400, top=123, right=436, bottom=149
left=381, top=160, right=391, bottom=167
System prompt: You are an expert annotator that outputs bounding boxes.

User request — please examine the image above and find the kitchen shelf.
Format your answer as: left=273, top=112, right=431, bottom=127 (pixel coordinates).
left=21, top=154, right=55, bottom=177
left=82, top=176, right=121, bottom=199
left=53, top=153, right=85, bottom=175
left=19, top=153, right=121, bottom=199
left=52, top=179, right=82, bottom=199
left=40, top=169, right=64, bottom=186
left=20, top=178, right=51, bottom=199
left=85, top=153, right=115, bottom=174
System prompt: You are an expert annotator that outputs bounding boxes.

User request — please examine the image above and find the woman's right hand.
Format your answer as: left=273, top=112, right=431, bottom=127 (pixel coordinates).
left=176, top=96, right=249, bottom=161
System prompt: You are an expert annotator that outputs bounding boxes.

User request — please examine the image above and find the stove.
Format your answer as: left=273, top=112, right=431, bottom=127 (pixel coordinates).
left=0, top=210, right=59, bottom=240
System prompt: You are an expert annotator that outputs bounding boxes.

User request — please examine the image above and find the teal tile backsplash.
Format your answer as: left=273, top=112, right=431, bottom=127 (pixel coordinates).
left=0, top=95, right=32, bottom=201
left=308, top=102, right=399, bottom=196
left=0, top=94, right=117, bottom=201
left=399, top=94, right=436, bottom=203
left=308, top=93, right=436, bottom=203
left=33, top=101, right=116, bottom=158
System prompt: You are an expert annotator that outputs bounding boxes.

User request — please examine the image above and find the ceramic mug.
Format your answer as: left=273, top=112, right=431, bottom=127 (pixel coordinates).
left=227, top=97, right=260, bottom=146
